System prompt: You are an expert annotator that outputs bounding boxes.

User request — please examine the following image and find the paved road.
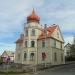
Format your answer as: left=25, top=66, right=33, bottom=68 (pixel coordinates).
left=34, top=63, right=75, bottom=75
left=0, top=63, right=75, bottom=75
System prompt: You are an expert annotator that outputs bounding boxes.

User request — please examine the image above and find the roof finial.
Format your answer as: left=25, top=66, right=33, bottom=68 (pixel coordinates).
left=32, top=8, right=35, bottom=14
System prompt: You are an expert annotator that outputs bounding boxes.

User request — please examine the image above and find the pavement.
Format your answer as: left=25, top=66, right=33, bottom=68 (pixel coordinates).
left=33, top=63, right=75, bottom=75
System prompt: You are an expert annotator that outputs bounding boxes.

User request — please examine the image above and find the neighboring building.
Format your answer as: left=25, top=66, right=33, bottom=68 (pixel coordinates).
left=64, top=36, right=75, bottom=58
left=15, top=9, right=65, bottom=65
left=1, top=51, right=15, bottom=62
left=64, top=43, right=71, bottom=57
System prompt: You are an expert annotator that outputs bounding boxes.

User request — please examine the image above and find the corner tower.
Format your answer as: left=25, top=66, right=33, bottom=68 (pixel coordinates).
left=23, top=9, right=42, bottom=65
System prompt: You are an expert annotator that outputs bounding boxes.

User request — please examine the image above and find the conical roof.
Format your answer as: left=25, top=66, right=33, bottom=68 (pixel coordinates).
left=27, top=9, right=40, bottom=23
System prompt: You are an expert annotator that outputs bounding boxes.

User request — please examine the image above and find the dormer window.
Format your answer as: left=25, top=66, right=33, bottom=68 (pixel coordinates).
left=57, top=32, right=59, bottom=38
left=31, top=29, right=35, bottom=36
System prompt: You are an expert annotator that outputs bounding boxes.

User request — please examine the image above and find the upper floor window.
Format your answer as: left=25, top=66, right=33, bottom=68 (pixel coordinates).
left=31, top=29, right=35, bottom=36
left=25, top=29, right=28, bottom=36
left=42, top=40, right=45, bottom=48
left=50, top=38, right=56, bottom=48
left=31, top=41, right=35, bottom=47
left=25, top=41, right=27, bottom=48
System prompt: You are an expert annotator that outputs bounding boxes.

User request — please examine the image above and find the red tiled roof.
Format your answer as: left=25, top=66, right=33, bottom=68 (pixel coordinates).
left=27, top=9, right=40, bottom=22
left=15, top=34, right=24, bottom=44
left=16, top=39, right=23, bottom=44
left=38, top=25, right=57, bottom=40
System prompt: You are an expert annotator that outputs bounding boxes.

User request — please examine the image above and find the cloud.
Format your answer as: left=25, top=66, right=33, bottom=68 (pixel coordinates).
left=64, top=35, right=73, bottom=45
left=0, top=42, right=15, bottom=55
left=0, top=0, right=75, bottom=54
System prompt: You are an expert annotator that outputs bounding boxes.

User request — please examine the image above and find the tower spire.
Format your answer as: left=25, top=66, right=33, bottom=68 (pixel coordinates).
left=27, top=9, right=40, bottom=23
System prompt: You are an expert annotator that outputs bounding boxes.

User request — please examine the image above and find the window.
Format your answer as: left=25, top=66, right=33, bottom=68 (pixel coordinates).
left=30, top=53, right=35, bottom=61
left=42, top=40, right=45, bottom=47
left=17, top=44, right=22, bottom=49
left=61, top=43, right=62, bottom=49
left=31, top=29, right=35, bottom=36
left=25, top=29, right=28, bottom=36
left=18, top=53, right=20, bottom=61
left=54, top=40, right=56, bottom=47
left=54, top=52, right=57, bottom=62
left=24, top=52, right=27, bottom=61
left=50, top=38, right=56, bottom=48
left=57, top=32, right=59, bottom=38
left=31, top=41, right=35, bottom=47
left=25, top=41, right=27, bottom=48
left=61, top=53, right=63, bottom=62
left=42, top=52, right=46, bottom=61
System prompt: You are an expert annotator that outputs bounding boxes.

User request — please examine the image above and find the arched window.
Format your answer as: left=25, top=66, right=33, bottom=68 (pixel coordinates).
left=31, top=41, right=35, bottom=47
left=31, top=29, right=35, bottom=36
left=30, top=53, right=35, bottom=61
left=42, top=52, right=46, bottom=61
left=24, top=52, right=27, bottom=61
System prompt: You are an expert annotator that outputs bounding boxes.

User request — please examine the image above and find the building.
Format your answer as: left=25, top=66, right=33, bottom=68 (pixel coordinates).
left=64, top=36, right=75, bottom=58
left=1, top=51, right=15, bottom=63
left=64, top=43, right=71, bottom=57
left=15, top=9, right=65, bottom=65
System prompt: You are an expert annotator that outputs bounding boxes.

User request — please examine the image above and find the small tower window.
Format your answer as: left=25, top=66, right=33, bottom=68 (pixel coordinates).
left=25, top=29, right=28, bottom=36
left=25, top=41, right=27, bottom=48
left=18, top=53, right=20, bottom=61
left=42, top=40, right=45, bottom=47
left=31, top=29, right=35, bottom=36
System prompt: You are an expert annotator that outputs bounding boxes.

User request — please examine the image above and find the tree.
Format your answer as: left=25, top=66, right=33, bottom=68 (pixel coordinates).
left=0, top=56, right=3, bottom=64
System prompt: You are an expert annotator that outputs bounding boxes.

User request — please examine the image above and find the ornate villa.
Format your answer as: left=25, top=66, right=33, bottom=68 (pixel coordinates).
left=15, top=9, right=65, bottom=65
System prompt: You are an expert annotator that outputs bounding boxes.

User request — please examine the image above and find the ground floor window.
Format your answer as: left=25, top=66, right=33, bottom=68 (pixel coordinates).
left=18, top=53, right=20, bottom=61
left=24, top=52, right=27, bottom=61
left=54, top=52, right=57, bottom=62
left=30, top=53, right=35, bottom=61
left=42, top=52, right=46, bottom=61
left=61, top=53, right=63, bottom=62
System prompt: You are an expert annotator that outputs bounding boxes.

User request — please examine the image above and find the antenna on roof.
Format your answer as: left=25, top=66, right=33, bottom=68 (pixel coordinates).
left=44, top=24, right=47, bottom=36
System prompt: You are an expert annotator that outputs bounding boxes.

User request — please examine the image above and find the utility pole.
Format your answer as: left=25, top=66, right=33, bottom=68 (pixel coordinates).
left=44, top=24, right=47, bottom=67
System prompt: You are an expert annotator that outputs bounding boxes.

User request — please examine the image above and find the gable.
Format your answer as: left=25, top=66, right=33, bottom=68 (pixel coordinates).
left=1, top=51, right=8, bottom=57
left=38, top=25, right=57, bottom=40
left=51, top=26, right=64, bottom=42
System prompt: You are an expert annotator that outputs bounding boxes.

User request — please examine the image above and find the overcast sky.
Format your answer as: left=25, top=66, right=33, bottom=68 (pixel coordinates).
left=0, top=0, right=75, bottom=55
